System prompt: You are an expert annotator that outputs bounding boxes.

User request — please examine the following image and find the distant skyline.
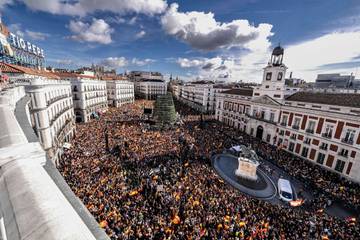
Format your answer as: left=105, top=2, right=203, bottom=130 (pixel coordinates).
left=1, top=0, right=360, bottom=82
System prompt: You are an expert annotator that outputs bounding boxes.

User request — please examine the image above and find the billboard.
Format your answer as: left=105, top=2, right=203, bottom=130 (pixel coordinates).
left=0, top=22, right=45, bottom=67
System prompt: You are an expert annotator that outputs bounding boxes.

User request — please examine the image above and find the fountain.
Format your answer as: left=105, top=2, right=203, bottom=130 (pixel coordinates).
left=230, top=145, right=260, bottom=181
left=235, top=156, right=260, bottom=181
left=212, top=145, right=276, bottom=199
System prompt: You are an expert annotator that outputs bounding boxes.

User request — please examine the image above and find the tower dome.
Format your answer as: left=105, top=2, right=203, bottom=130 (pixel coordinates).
left=272, top=45, right=284, bottom=56
left=270, top=45, right=284, bottom=66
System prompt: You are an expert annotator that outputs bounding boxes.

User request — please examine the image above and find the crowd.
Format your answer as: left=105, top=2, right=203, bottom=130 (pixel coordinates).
left=59, top=99, right=360, bottom=239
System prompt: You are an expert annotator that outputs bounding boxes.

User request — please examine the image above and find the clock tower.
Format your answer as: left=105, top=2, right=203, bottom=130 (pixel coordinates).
left=253, top=45, right=288, bottom=100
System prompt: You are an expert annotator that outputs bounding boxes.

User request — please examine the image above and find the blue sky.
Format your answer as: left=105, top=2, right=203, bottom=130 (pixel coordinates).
left=1, top=0, right=360, bottom=82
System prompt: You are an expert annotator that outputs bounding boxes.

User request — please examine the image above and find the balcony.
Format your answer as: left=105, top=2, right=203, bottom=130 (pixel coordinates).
left=50, top=106, right=73, bottom=126
left=306, top=129, right=314, bottom=134
left=47, top=94, right=70, bottom=106
left=338, top=152, right=348, bottom=158
left=341, top=138, right=354, bottom=145
left=245, top=113, right=277, bottom=125
left=322, top=133, right=332, bottom=139
left=319, top=145, right=328, bottom=150
left=292, top=125, right=300, bottom=130
left=280, top=122, right=287, bottom=126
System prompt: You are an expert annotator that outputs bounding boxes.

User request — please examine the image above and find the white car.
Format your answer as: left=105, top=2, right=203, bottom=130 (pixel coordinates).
left=278, top=178, right=293, bottom=202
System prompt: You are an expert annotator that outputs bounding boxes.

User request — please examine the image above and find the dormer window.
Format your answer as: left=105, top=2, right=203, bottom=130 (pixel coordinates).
left=277, top=72, right=283, bottom=81
left=266, top=72, right=272, bottom=80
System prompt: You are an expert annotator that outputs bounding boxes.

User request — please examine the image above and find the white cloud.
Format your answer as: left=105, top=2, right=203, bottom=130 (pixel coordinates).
left=8, top=23, right=24, bottom=37
left=129, top=16, right=137, bottom=25
left=100, top=57, right=128, bottom=68
left=176, top=57, right=223, bottom=70
left=135, top=30, right=146, bottom=39
left=131, top=58, right=155, bottom=66
left=161, top=3, right=273, bottom=51
left=25, top=30, right=49, bottom=40
left=100, top=57, right=155, bottom=68
left=19, top=0, right=167, bottom=16
left=285, top=31, right=360, bottom=81
left=8, top=23, right=49, bottom=40
left=177, top=58, right=206, bottom=68
left=55, top=59, right=73, bottom=65
left=69, top=18, right=113, bottom=44
left=0, top=0, right=11, bottom=9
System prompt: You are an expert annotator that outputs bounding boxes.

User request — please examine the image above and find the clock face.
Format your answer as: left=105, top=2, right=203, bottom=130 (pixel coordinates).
left=277, top=72, right=283, bottom=80
left=266, top=72, right=272, bottom=80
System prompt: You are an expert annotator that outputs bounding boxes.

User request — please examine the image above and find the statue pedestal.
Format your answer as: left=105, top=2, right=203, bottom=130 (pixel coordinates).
left=235, top=157, right=259, bottom=181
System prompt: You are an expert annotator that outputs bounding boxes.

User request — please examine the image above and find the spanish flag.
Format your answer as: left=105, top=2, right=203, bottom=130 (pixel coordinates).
left=99, top=220, right=108, bottom=228
left=129, top=190, right=139, bottom=196
left=172, top=215, right=181, bottom=225
left=239, top=221, right=246, bottom=227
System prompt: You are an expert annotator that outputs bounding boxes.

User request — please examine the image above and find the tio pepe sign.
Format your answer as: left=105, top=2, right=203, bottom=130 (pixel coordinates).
left=9, top=32, right=45, bottom=58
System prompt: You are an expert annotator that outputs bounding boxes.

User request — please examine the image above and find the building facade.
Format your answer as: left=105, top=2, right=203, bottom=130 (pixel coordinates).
left=54, top=72, right=108, bottom=123
left=215, top=46, right=360, bottom=183
left=27, top=78, right=75, bottom=163
left=135, top=79, right=167, bottom=100
left=71, top=79, right=108, bottom=122
left=0, top=63, right=76, bottom=164
left=173, top=81, right=231, bottom=113
left=315, top=73, right=357, bottom=89
left=106, top=80, right=134, bottom=107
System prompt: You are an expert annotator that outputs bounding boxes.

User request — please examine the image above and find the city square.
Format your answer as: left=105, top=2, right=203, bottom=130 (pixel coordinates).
left=1, top=1, right=360, bottom=240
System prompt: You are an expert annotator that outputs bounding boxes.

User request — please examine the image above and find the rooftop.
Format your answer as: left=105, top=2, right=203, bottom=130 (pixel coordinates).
left=221, top=88, right=254, bottom=97
left=53, top=72, right=97, bottom=79
left=0, top=62, right=60, bottom=79
left=140, top=78, right=165, bottom=82
left=285, top=91, right=360, bottom=108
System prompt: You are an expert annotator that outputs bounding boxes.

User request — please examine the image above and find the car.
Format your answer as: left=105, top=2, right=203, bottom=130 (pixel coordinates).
left=278, top=178, right=293, bottom=202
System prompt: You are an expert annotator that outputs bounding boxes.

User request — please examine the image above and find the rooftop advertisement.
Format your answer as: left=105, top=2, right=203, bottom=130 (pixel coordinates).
left=0, top=22, right=45, bottom=67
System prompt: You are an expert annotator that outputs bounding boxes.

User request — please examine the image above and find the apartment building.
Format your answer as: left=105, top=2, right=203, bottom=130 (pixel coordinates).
left=136, top=79, right=167, bottom=100
left=54, top=72, right=108, bottom=122
left=106, top=79, right=134, bottom=107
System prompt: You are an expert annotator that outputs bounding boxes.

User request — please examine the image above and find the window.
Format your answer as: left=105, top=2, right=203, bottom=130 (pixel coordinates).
left=317, top=153, right=326, bottom=164
left=266, top=134, right=271, bottom=142
left=304, top=137, right=311, bottom=145
left=301, top=147, right=309, bottom=158
left=277, top=72, right=283, bottom=80
left=290, top=133, right=297, bottom=140
left=260, top=111, right=265, bottom=119
left=281, top=115, right=288, bottom=126
left=339, top=148, right=349, bottom=157
left=320, top=142, right=328, bottom=150
left=288, top=142, right=295, bottom=152
left=323, top=125, right=333, bottom=138
left=269, top=112, right=275, bottom=122
left=342, top=129, right=356, bottom=144
left=265, top=85, right=270, bottom=88
left=306, top=121, right=316, bottom=133
left=293, top=118, right=301, bottom=129
left=335, top=160, right=346, bottom=173
left=266, top=72, right=272, bottom=80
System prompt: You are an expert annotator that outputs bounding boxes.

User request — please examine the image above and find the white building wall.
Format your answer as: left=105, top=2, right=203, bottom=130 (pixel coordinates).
left=106, top=80, right=134, bottom=107
left=71, top=79, right=108, bottom=123
left=27, top=78, right=75, bottom=163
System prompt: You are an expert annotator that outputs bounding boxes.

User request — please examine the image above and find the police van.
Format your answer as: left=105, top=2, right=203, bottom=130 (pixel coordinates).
left=277, top=178, right=293, bottom=202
